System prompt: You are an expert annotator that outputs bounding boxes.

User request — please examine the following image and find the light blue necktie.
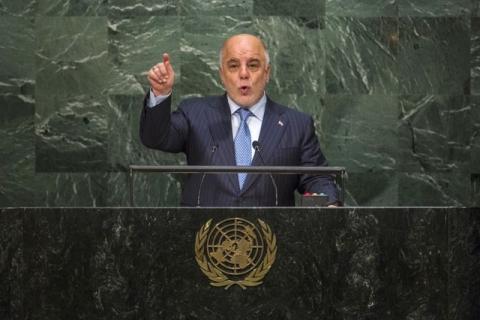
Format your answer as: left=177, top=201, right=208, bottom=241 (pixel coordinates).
left=234, top=108, right=252, bottom=189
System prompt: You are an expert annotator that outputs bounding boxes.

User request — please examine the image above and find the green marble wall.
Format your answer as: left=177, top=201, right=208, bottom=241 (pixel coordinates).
left=1, top=0, right=479, bottom=207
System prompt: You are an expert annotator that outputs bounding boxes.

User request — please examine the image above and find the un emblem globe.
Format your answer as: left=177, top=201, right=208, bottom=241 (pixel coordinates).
left=206, top=218, right=265, bottom=276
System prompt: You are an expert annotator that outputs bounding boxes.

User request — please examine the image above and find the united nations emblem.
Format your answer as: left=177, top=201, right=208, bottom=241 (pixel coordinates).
left=195, top=218, right=277, bottom=289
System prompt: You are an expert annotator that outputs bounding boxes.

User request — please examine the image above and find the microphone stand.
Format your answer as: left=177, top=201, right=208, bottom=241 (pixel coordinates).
left=196, top=145, right=217, bottom=207
left=252, top=141, right=279, bottom=206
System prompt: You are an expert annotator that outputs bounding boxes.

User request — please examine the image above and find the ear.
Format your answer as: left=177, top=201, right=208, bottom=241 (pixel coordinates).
left=219, top=67, right=226, bottom=86
left=265, top=64, right=271, bottom=83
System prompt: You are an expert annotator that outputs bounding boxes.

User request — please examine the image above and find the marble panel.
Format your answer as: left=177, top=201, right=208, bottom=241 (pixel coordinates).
left=16, top=208, right=450, bottom=319
left=398, top=95, right=472, bottom=173
left=0, top=17, right=36, bottom=207
left=325, top=0, right=398, bottom=17
left=471, top=18, right=480, bottom=94
left=321, top=94, right=399, bottom=173
left=343, top=171, right=398, bottom=206
left=448, top=208, right=480, bottom=319
left=400, top=0, right=470, bottom=17
left=0, top=208, right=23, bottom=319
left=0, top=17, right=35, bottom=93
left=398, top=17, right=470, bottom=95
left=34, top=16, right=110, bottom=104
left=372, top=208, right=449, bottom=319
left=35, top=57, right=110, bottom=98
left=35, top=94, right=109, bottom=172
left=179, top=0, right=253, bottom=16
left=34, top=17, right=110, bottom=172
left=37, top=0, right=107, bottom=16
left=107, top=16, right=181, bottom=96
left=473, top=174, right=480, bottom=206
left=253, top=0, right=324, bottom=17
left=23, top=209, right=107, bottom=319
left=30, top=171, right=180, bottom=207
left=0, top=0, right=37, bottom=16
left=398, top=172, right=471, bottom=206
left=108, top=0, right=177, bottom=17
left=34, top=173, right=109, bottom=206
left=325, top=17, right=399, bottom=94
left=126, top=172, right=183, bottom=207
left=34, top=17, right=110, bottom=103
left=0, top=95, right=35, bottom=207
left=472, top=96, right=480, bottom=172
left=35, top=17, right=107, bottom=62
left=474, top=0, right=480, bottom=16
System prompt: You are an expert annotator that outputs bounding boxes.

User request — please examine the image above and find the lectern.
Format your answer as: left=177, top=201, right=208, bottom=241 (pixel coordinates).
left=0, top=207, right=478, bottom=319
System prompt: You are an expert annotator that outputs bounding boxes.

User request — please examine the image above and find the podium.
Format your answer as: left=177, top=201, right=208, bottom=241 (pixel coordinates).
left=0, top=207, right=478, bottom=319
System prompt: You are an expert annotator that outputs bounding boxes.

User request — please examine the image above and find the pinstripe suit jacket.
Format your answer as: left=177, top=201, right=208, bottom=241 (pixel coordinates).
left=140, top=94, right=339, bottom=207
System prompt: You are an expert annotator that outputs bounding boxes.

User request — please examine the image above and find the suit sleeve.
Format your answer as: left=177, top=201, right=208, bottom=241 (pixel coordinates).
left=297, top=116, right=340, bottom=205
left=139, top=93, right=189, bottom=153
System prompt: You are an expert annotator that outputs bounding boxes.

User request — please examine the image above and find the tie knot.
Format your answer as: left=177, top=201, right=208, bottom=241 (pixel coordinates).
left=237, top=108, right=252, bottom=121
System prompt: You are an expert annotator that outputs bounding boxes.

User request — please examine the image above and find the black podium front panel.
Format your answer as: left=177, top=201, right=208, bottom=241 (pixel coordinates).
left=0, top=207, right=479, bottom=319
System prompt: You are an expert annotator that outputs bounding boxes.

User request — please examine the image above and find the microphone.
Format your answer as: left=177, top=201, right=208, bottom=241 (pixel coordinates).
left=196, top=144, right=218, bottom=207
left=252, top=141, right=278, bottom=206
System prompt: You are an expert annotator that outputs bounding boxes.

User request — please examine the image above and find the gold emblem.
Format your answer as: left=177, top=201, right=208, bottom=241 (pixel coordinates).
left=195, top=218, right=277, bottom=289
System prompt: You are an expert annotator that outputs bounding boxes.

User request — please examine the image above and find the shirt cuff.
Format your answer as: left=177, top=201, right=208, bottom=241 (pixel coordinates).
left=147, top=89, right=171, bottom=108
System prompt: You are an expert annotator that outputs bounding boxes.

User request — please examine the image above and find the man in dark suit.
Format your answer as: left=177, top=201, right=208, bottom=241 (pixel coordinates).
left=140, top=34, right=340, bottom=207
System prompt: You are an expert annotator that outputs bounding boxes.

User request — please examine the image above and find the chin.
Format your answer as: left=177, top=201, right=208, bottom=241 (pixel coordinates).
left=230, top=93, right=259, bottom=107
left=233, top=97, right=251, bottom=107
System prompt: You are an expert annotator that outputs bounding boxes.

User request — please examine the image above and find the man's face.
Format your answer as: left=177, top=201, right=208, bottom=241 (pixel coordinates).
left=219, top=35, right=270, bottom=108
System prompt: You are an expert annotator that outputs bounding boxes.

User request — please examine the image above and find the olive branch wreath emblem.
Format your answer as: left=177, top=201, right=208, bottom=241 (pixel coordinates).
left=195, top=218, right=277, bottom=289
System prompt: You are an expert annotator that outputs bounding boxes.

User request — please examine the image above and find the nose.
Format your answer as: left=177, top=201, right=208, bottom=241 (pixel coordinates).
left=239, top=64, right=249, bottom=79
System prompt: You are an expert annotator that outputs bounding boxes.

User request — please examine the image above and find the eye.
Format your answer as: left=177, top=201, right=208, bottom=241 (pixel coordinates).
left=227, top=62, right=240, bottom=71
left=247, top=61, right=260, bottom=71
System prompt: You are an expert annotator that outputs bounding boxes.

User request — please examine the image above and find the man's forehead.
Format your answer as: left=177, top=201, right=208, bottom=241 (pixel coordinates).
left=223, top=36, right=266, bottom=57
left=225, top=55, right=262, bottom=62
left=223, top=46, right=264, bottom=61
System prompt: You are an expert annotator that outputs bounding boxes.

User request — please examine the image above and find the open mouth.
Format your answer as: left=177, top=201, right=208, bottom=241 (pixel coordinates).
left=239, top=86, right=250, bottom=95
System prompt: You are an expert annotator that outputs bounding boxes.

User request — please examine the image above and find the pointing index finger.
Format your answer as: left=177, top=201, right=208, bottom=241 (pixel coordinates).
left=163, top=53, right=170, bottom=65
left=163, top=53, right=174, bottom=74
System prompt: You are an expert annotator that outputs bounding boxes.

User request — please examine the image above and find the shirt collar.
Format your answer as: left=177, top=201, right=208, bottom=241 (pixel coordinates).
left=227, top=93, right=266, bottom=121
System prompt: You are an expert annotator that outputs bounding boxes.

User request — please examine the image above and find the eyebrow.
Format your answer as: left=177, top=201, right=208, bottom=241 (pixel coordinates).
left=226, top=58, right=261, bottom=63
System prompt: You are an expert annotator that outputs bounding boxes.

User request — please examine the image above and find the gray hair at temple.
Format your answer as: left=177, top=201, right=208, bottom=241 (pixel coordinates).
left=218, top=35, right=271, bottom=68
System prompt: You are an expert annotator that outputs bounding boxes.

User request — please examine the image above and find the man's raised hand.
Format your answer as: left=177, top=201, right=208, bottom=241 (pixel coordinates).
left=148, top=53, right=175, bottom=96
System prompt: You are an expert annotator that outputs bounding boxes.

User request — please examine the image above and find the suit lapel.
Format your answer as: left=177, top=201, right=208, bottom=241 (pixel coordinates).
left=241, top=97, right=287, bottom=194
left=207, top=95, right=240, bottom=192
